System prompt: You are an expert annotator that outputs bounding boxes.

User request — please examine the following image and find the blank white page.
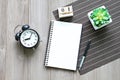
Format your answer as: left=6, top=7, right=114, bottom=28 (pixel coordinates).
left=46, top=20, right=82, bottom=71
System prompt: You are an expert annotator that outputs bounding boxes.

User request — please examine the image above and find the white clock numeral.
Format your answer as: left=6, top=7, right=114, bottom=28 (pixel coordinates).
left=23, top=40, right=25, bottom=42
left=24, top=33, right=26, bottom=36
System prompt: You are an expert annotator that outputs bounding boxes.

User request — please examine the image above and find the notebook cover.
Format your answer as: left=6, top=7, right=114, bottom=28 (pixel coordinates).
left=45, top=20, right=82, bottom=71
left=53, top=0, right=120, bottom=74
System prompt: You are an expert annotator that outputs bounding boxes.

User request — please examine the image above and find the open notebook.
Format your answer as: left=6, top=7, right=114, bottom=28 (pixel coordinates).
left=45, top=20, right=82, bottom=71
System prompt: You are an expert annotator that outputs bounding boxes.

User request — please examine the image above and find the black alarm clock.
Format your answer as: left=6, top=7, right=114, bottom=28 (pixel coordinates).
left=15, top=24, right=40, bottom=49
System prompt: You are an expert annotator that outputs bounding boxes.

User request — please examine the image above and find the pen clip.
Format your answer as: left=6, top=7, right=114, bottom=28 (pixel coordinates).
left=83, top=40, right=91, bottom=56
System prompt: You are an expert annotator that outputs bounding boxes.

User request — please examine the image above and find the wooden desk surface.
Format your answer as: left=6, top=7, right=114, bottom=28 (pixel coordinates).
left=0, top=0, right=120, bottom=80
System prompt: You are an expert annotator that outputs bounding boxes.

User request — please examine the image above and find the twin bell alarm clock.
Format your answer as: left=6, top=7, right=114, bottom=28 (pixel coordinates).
left=15, top=24, right=40, bottom=49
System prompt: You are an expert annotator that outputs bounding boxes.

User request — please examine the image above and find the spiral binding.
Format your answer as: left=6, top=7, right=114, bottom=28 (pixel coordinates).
left=45, top=21, right=54, bottom=66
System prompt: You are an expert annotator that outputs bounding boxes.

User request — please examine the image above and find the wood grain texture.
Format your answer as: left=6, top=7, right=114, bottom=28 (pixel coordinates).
left=0, top=0, right=7, bottom=79
left=28, top=0, right=50, bottom=80
left=0, top=0, right=119, bottom=80
left=5, top=0, right=29, bottom=80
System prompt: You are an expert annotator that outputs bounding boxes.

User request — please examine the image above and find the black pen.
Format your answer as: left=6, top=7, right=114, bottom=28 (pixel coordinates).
left=78, top=40, right=91, bottom=71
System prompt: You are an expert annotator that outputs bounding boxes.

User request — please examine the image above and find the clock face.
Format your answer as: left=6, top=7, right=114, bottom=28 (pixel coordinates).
left=20, top=29, right=39, bottom=48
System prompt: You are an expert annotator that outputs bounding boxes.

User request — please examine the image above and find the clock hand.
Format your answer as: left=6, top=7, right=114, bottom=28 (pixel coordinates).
left=29, top=33, right=33, bottom=39
left=24, top=38, right=30, bottom=41
left=24, top=33, right=33, bottom=41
